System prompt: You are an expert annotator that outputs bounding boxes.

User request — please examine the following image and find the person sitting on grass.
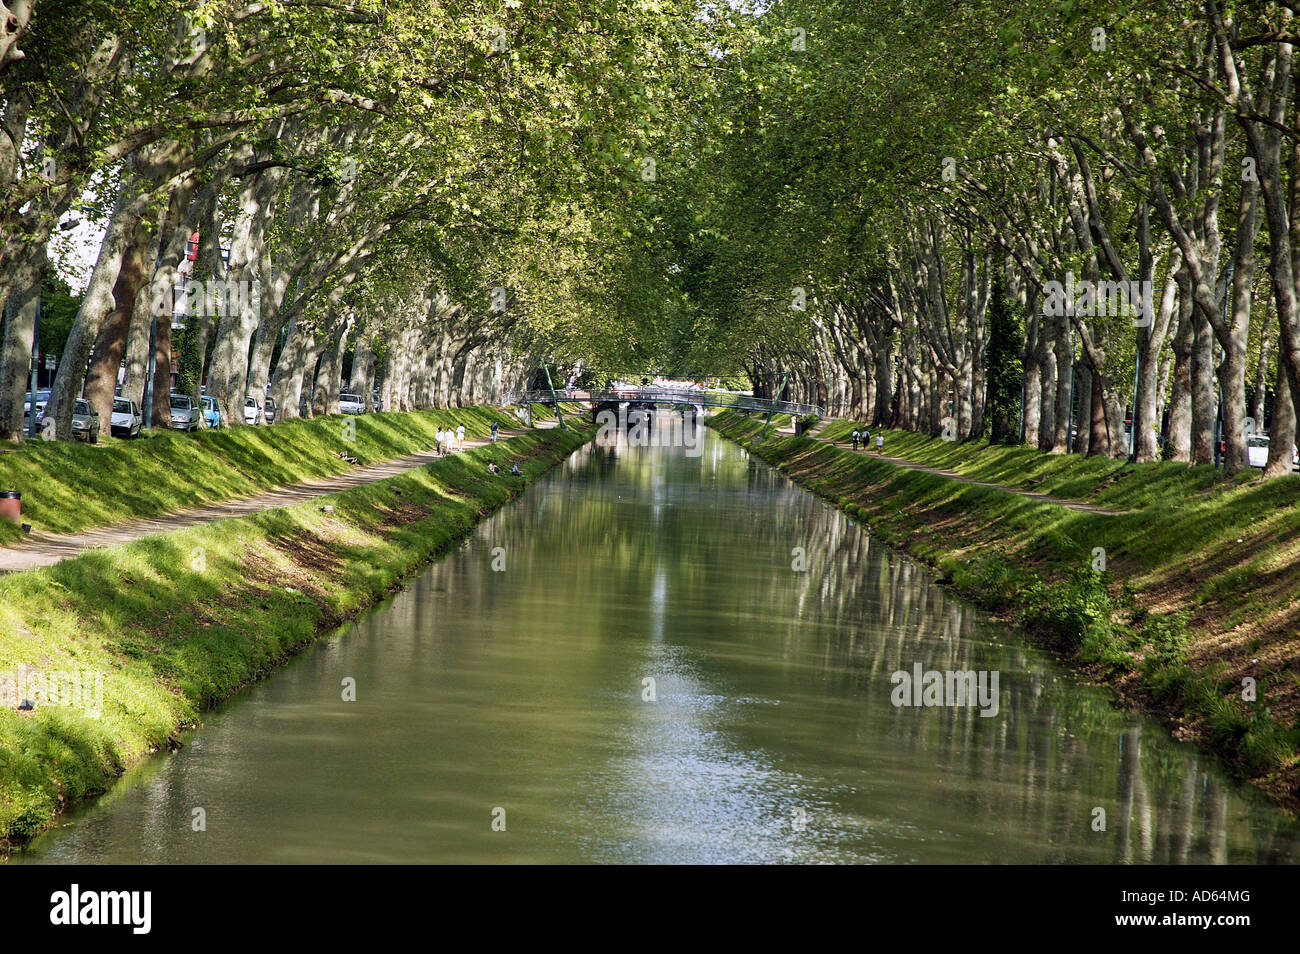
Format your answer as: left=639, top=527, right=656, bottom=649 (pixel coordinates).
left=511, top=463, right=524, bottom=479
left=488, top=461, right=501, bottom=475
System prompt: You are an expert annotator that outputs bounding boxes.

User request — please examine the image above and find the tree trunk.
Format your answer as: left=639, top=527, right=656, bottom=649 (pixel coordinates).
left=0, top=245, right=44, bottom=441
left=1073, top=359, right=1091, bottom=454
left=47, top=181, right=148, bottom=439
left=1191, top=313, right=1217, bottom=465
left=1264, top=357, right=1296, bottom=477
left=318, top=314, right=354, bottom=415
left=1168, top=267, right=1195, bottom=461
left=84, top=212, right=152, bottom=425
left=1087, top=364, right=1108, bottom=456
left=1038, top=319, right=1057, bottom=450
left=1253, top=318, right=1272, bottom=429
left=120, top=218, right=165, bottom=409
left=205, top=169, right=281, bottom=426
left=1051, top=316, right=1072, bottom=452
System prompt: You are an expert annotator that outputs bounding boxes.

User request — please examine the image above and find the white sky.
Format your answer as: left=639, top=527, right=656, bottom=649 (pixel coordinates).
left=48, top=215, right=104, bottom=291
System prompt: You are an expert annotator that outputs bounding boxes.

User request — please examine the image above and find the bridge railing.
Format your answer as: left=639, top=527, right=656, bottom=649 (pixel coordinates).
left=504, top=388, right=824, bottom=417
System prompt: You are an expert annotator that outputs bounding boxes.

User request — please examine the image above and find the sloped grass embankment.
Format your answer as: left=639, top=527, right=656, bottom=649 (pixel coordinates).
left=0, top=406, right=521, bottom=546
left=0, top=421, right=591, bottom=846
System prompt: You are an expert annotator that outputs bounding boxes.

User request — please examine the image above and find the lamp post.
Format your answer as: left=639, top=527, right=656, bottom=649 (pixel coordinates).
left=1129, top=331, right=1141, bottom=463
left=1067, top=328, right=1076, bottom=453
left=26, top=291, right=40, bottom=440
left=542, top=362, right=565, bottom=430
left=143, top=312, right=156, bottom=429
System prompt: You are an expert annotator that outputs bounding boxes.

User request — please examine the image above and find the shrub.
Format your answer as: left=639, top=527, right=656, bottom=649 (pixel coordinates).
left=1020, top=567, right=1115, bottom=655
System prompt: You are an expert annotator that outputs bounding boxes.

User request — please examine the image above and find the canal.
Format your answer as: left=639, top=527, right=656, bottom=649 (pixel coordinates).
left=17, top=422, right=1300, bottom=863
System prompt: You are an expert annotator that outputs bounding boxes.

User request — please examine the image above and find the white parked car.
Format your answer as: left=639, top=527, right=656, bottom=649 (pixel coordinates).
left=110, top=397, right=142, bottom=438
left=1247, top=435, right=1270, bottom=468
left=1244, top=434, right=1300, bottom=468
left=338, top=392, right=365, bottom=414
left=244, top=397, right=261, bottom=425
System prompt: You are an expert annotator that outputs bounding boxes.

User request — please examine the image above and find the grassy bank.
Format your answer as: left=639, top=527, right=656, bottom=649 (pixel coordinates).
left=710, top=411, right=1300, bottom=811
left=0, top=421, right=591, bottom=847
left=523, top=401, right=586, bottom=422
left=0, top=407, right=521, bottom=546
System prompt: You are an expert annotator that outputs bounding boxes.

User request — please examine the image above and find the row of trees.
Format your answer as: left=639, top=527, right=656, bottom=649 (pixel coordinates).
left=608, top=0, right=1300, bottom=477
left=18, top=0, right=1295, bottom=480
left=0, top=0, right=722, bottom=440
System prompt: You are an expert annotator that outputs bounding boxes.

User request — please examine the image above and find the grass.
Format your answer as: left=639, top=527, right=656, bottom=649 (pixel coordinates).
left=522, top=401, right=586, bottom=422
left=710, top=410, right=1300, bottom=810
left=0, top=407, right=522, bottom=545
left=0, top=420, right=592, bottom=847
left=818, top=419, right=1263, bottom=509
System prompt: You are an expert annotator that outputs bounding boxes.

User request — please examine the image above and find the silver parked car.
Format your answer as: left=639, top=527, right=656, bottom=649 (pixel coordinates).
left=71, top=399, right=101, bottom=443
left=169, top=393, right=199, bottom=431
left=338, top=392, right=365, bottom=414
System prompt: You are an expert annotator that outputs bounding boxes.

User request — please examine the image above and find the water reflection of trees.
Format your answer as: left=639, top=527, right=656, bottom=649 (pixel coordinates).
left=415, top=434, right=1300, bottom=863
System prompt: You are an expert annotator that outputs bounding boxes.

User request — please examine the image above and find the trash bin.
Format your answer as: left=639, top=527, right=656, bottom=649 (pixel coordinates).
left=0, top=491, right=20, bottom=525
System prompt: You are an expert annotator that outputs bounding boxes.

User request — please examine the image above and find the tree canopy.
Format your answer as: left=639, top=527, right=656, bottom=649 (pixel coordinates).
left=3, top=0, right=1300, bottom=477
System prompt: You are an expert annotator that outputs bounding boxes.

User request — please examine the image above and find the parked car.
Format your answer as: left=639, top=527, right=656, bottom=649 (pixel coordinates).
left=1241, top=434, right=1300, bottom=469
left=244, top=397, right=261, bottom=425
left=22, top=389, right=50, bottom=433
left=338, top=392, right=365, bottom=414
left=372, top=390, right=383, bottom=412
left=1247, top=434, right=1270, bottom=468
left=263, top=397, right=277, bottom=425
left=71, top=399, right=100, bottom=443
left=200, top=395, right=221, bottom=428
left=169, top=393, right=199, bottom=431
left=110, top=397, right=142, bottom=438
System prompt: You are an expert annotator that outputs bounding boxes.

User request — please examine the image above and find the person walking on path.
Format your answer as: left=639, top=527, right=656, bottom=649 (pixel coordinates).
left=456, top=424, right=466, bottom=450
left=875, top=433, right=884, bottom=454
left=851, top=430, right=860, bottom=451
left=490, top=421, right=499, bottom=442
left=435, top=428, right=445, bottom=456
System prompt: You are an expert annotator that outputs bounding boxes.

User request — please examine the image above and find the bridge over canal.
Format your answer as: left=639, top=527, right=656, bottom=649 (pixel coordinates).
left=508, top=387, right=825, bottom=418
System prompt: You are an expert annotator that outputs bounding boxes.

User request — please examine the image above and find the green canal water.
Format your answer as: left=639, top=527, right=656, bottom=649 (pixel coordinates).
left=17, top=424, right=1300, bottom=863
